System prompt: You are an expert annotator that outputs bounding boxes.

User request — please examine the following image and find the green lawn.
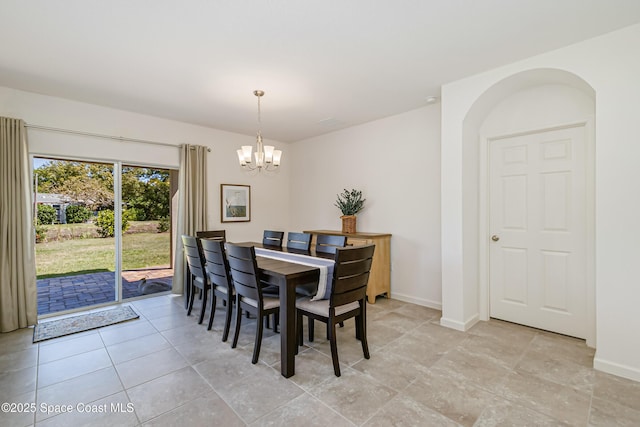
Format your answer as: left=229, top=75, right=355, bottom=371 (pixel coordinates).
left=36, top=232, right=170, bottom=278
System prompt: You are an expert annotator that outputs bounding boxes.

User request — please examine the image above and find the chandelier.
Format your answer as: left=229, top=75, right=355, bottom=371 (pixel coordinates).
left=237, top=90, right=282, bottom=172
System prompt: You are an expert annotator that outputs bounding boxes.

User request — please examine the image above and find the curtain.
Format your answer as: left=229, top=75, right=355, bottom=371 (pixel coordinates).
left=172, top=144, right=208, bottom=295
left=0, top=117, right=37, bottom=332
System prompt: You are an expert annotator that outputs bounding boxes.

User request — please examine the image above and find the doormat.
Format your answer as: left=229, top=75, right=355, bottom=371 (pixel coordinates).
left=33, top=306, right=139, bottom=343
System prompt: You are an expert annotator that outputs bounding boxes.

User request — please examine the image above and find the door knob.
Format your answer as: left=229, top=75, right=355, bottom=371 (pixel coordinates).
left=491, top=235, right=500, bottom=242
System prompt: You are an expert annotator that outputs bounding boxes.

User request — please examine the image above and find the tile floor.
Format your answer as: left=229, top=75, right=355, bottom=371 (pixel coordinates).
left=1, top=295, right=639, bottom=426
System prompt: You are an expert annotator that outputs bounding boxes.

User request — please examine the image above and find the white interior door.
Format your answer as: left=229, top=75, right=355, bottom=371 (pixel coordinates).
left=489, top=125, right=587, bottom=338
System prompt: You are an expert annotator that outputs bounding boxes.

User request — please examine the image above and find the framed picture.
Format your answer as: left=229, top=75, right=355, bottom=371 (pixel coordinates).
left=221, top=184, right=251, bottom=222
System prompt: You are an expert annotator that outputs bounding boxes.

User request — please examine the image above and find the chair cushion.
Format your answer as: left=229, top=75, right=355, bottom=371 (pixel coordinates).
left=241, top=296, right=279, bottom=310
left=213, top=285, right=228, bottom=294
left=193, top=276, right=206, bottom=288
left=296, top=297, right=359, bottom=318
left=263, top=296, right=280, bottom=310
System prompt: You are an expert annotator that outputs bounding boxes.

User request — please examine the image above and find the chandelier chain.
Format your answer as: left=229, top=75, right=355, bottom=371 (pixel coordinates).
left=257, top=94, right=261, bottom=127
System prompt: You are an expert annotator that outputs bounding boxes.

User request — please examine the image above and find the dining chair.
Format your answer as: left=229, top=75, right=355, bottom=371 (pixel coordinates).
left=286, top=232, right=312, bottom=251
left=264, top=231, right=313, bottom=328
left=196, top=229, right=226, bottom=242
left=296, top=244, right=375, bottom=376
left=185, top=231, right=225, bottom=306
left=226, top=243, right=280, bottom=364
left=200, top=238, right=234, bottom=340
left=287, top=231, right=316, bottom=297
left=181, top=235, right=210, bottom=325
left=315, top=234, right=347, bottom=254
left=263, top=230, right=284, bottom=247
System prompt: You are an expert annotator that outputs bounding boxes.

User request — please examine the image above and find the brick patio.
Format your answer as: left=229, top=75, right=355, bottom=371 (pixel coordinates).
left=37, top=267, right=173, bottom=315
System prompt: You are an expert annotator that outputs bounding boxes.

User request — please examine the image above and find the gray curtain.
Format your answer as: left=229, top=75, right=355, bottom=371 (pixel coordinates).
left=0, top=117, right=37, bottom=332
left=172, top=144, right=208, bottom=295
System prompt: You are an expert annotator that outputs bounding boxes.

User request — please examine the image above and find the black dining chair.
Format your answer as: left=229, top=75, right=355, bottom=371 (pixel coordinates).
left=315, top=234, right=347, bottom=254
left=263, top=230, right=284, bottom=248
left=264, top=231, right=314, bottom=328
left=184, top=231, right=226, bottom=306
left=286, top=232, right=312, bottom=252
left=296, top=244, right=375, bottom=376
left=201, top=238, right=234, bottom=340
left=181, top=235, right=210, bottom=325
left=226, top=243, right=280, bottom=364
left=196, top=229, right=226, bottom=242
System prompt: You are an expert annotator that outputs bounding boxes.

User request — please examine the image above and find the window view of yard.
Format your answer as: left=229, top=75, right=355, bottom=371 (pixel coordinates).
left=34, top=158, right=173, bottom=315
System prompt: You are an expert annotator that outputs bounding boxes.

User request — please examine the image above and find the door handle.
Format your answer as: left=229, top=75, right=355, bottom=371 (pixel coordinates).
left=491, top=235, right=500, bottom=242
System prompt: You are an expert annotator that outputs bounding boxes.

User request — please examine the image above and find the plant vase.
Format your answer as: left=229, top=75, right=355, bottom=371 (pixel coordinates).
left=335, top=189, right=365, bottom=234
left=341, top=215, right=357, bottom=234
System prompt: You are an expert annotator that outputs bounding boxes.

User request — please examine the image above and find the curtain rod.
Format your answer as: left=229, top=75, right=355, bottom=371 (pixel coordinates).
left=25, top=123, right=211, bottom=152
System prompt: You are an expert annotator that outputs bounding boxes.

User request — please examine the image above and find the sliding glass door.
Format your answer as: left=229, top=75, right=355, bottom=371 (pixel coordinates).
left=34, top=157, right=117, bottom=315
left=120, top=165, right=172, bottom=300
left=34, top=157, right=174, bottom=316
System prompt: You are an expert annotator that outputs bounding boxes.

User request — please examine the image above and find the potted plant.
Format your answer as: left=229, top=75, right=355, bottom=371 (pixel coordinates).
left=335, top=189, right=365, bottom=233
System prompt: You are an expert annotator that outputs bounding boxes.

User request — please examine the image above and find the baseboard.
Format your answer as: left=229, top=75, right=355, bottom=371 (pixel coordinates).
left=594, top=355, right=640, bottom=383
left=390, top=292, right=441, bottom=310
left=440, top=313, right=480, bottom=332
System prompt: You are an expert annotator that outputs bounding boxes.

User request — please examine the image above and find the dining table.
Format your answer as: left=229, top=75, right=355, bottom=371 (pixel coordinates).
left=233, top=242, right=333, bottom=378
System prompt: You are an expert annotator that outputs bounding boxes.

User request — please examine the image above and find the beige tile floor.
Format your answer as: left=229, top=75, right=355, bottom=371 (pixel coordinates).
left=1, top=294, right=639, bottom=426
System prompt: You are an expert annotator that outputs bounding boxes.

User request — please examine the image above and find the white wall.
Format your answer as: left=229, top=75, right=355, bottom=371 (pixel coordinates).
left=0, top=86, right=291, bottom=242
left=289, top=106, right=442, bottom=308
left=441, top=24, right=640, bottom=381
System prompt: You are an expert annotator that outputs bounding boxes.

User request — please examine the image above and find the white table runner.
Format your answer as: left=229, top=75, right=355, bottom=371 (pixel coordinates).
left=255, top=247, right=335, bottom=300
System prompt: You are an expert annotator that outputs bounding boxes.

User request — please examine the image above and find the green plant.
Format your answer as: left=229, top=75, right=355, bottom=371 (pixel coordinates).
left=123, top=207, right=144, bottom=221
left=335, top=188, right=365, bottom=216
left=122, top=208, right=136, bottom=225
left=65, top=205, right=92, bottom=224
left=35, top=223, right=48, bottom=243
left=37, top=204, right=57, bottom=225
left=157, top=216, right=170, bottom=233
left=95, top=209, right=131, bottom=237
left=95, top=210, right=115, bottom=237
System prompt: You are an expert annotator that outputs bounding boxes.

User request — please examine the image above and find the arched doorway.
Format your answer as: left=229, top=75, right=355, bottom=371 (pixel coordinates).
left=463, top=69, right=596, bottom=344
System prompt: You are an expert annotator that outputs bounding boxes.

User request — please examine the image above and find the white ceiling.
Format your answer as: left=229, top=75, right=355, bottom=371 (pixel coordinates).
left=1, top=1, right=640, bottom=142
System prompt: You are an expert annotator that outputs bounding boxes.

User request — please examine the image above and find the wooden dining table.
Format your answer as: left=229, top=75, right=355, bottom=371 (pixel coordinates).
left=234, top=242, right=329, bottom=378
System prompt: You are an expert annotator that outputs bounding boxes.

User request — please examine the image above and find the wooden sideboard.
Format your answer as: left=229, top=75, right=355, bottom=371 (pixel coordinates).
left=303, top=230, right=391, bottom=303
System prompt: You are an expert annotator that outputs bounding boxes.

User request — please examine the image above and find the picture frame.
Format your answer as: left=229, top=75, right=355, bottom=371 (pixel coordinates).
left=221, top=184, right=251, bottom=222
